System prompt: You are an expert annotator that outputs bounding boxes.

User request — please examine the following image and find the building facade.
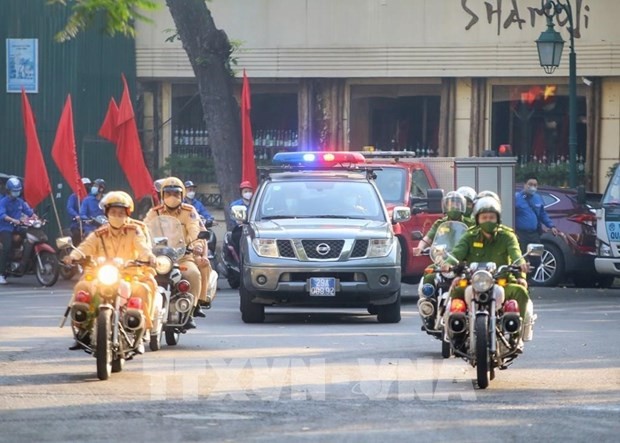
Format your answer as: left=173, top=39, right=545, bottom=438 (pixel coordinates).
left=136, top=0, right=620, bottom=191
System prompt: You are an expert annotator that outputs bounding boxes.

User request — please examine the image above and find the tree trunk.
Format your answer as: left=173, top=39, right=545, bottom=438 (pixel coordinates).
left=166, top=0, right=241, bottom=223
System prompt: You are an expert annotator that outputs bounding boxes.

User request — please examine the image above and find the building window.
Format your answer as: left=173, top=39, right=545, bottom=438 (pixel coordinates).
left=491, top=84, right=587, bottom=173
left=349, top=84, right=441, bottom=156
left=251, top=92, right=298, bottom=165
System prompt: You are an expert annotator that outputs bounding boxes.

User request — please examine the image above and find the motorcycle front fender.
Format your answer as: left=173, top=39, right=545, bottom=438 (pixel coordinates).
left=34, top=242, right=56, bottom=255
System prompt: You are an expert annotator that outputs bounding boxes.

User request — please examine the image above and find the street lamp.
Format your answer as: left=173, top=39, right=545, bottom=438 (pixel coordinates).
left=535, top=0, right=578, bottom=188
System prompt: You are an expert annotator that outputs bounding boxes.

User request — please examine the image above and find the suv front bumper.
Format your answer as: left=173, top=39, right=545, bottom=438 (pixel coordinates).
left=594, top=257, right=620, bottom=276
left=243, top=262, right=401, bottom=306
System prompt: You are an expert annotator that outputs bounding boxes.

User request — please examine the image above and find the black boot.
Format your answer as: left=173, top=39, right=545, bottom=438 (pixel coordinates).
left=193, top=305, right=206, bottom=318
left=185, top=316, right=197, bottom=329
left=69, top=341, right=82, bottom=351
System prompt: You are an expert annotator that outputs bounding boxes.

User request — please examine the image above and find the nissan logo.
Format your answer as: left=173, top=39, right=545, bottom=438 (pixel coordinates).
left=316, top=243, right=331, bottom=256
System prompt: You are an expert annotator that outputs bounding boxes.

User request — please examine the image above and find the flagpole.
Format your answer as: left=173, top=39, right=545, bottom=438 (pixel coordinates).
left=49, top=193, right=63, bottom=239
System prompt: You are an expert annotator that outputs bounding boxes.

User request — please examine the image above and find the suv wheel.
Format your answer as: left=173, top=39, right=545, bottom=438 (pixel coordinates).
left=530, top=243, right=564, bottom=287
left=377, top=290, right=401, bottom=323
left=239, top=278, right=265, bottom=323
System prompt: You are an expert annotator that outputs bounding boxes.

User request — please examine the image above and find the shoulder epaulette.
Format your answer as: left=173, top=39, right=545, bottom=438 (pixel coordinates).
left=94, top=225, right=110, bottom=237
left=180, top=203, right=195, bottom=211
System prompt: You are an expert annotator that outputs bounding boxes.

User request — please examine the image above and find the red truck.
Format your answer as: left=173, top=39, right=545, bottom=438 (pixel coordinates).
left=365, top=152, right=517, bottom=284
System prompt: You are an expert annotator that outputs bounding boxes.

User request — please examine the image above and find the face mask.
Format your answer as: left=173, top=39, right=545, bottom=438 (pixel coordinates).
left=10, top=191, right=20, bottom=198
left=526, top=186, right=537, bottom=195
left=91, top=186, right=99, bottom=195
left=186, top=191, right=196, bottom=200
left=108, top=215, right=127, bottom=229
left=446, top=210, right=461, bottom=220
left=242, top=191, right=253, bottom=201
left=479, top=221, right=498, bottom=234
left=164, top=195, right=182, bottom=209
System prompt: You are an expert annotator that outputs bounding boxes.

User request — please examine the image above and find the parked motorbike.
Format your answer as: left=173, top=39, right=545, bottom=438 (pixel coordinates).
left=444, top=243, right=543, bottom=389
left=200, top=217, right=218, bottom=271
left=59, top=215, right=108, bottom=281
left=416, top=221, right=468, bottom=358
left=146, top=215, right=210, bottom=350
left=218, top=224, right=241, bottom=289
left=2, top=217, right=59, bottom=286
left=57, top=237, right=150, bottom=380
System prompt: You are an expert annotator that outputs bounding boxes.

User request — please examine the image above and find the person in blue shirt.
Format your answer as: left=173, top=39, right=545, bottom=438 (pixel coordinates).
left=184, top=180, right=214, bottom=224
left=79, top=178, right=106, bottom=236
left=0, top=177, right=35, bottom=284
left=515, top=175, right=558, bottom=255
left=66, top=177, right=92, bottom=245
left=229, top=180, right=254, bottom=230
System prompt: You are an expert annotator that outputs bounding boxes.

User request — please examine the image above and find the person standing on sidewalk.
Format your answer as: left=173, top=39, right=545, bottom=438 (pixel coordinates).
left=515, top=175, right=558, bottom=255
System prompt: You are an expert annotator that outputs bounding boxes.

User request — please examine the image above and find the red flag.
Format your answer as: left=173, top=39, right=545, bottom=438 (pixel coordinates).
left=241, top=69, right=257, bottom=188
left=99, top=97, right=119, bottom=143
left=51, top=95, right=85, bottom=200
left=115, top=75, right=153, bottom=200
left=21, top=89, right=52, bottom=208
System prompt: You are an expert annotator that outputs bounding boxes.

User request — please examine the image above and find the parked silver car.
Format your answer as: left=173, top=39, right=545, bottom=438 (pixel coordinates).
left=234, top=166, right=410, bottom=324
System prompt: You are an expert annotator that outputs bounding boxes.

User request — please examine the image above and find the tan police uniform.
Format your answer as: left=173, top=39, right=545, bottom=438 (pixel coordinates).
left=144, top=203, right=203, bottom=307
left=69, top=222, right=157, bottom=329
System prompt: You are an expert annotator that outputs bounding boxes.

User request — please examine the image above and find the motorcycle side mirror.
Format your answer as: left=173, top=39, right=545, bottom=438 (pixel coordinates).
left=231, top=205, right=247, bottom=222
left=203, top=219, right=214, bottom=228
left=198, top=231, right=210, bottom=240
left=525, top=243, right=545, bottom=257
left=56, top=236, right=73, bottom=250
left=411, top=231, right=423, bottom=240
left=153, top=236, right=168, bottom=246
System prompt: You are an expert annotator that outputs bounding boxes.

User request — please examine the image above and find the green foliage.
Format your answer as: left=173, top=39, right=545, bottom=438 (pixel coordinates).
left=48, top=0, right=160, bottom=42
left=157, top=154, right=216, bottom=184
left=515, top=161, right=589, bottom=187
left=606, top=162, right=619, bottom=178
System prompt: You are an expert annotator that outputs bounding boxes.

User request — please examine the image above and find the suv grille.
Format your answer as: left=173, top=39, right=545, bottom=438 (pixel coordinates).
left=351, top=240, right=369, bottom=258
left=301, top=240, right=344, bottom=259
left=277, top=240, right=296, bottom=258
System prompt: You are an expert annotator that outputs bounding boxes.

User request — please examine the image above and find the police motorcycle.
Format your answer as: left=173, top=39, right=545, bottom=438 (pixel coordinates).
left=4, top=217, right=59, bottom=287
left=416, top=221, right=469, bottom=358
left=59, top=215, right=108, bottom=281
left=219, top=223, right=242, bottom=289
left=56, top=237, right=152, bottom=381
left=146, top=215, right=210, bottom=350
left=443, top=243, right=543, bottom=389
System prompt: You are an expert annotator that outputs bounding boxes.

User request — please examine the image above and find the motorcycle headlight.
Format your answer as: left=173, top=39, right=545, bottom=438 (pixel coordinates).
left=98, top=264, right=120, bottom=286
left=367, top=238, right=395, bottom=257
left=441, top=270, right=456, bottom=279
left=252, top=238, right=279, bottom=258
left=471, top=270, right=494, bottom=293
left=155, top=255, right=173, bottom=275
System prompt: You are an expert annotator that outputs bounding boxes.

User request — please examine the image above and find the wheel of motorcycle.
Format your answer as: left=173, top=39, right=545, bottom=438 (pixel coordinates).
left=240, top=277, right=265, bottom=323
left=111, top=357, right=124, bottom=373
left=165, top=328, right=180, bottom=346
left=150, top=332, right=162, bottom=351
left=530, top=243, right=564, bottom=287
left=96, top=310, right=113, bottom=381
left=36, top=251, right=60, bottom=287
left=441, top=337, right=452, bottom=359
left=376, top=290, right=401, bottom=324
left=227, top=273, right=240, bottom=290
left=475, top=316, right=489, bottom=389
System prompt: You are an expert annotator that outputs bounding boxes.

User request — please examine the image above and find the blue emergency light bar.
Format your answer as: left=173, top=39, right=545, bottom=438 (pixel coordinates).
left=271, top=151, right=366, bottom=166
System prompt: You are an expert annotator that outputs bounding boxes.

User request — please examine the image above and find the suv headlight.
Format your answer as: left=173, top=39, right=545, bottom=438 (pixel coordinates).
left=367, top=238, right=395, bottom=257
left=252, top=238, right=279, bottom=258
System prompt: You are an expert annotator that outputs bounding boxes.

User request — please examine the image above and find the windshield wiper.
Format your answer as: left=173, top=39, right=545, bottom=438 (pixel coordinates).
left=306, top=215, right=367, bottom=219
left=261, top=215, right=298, bottom=220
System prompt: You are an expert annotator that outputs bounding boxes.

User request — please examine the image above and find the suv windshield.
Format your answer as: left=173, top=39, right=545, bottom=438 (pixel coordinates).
left=256, top=180, right=386, bottom=222
left=602, top=168, right=620, bottom=205
left=373, top=167, right=407, bottom=204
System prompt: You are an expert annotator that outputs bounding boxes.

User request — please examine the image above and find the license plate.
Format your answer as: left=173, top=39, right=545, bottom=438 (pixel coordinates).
left=309, top=277, right=336, bottom=296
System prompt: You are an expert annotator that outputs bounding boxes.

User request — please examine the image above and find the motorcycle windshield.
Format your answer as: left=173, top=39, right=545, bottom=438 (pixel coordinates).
left=430, top=221, right=468, bottom=264
left=146, top=215, right=186, bottom=261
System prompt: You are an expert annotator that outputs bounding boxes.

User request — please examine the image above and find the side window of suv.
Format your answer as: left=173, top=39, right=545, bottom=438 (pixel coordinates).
left=540, top=191, right=560, bottom=209
left=411, top=169, right=431, bottom=199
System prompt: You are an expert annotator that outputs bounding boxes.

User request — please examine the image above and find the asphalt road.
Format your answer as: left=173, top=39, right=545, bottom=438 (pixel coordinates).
left=0, top=277, right=619, bottom=442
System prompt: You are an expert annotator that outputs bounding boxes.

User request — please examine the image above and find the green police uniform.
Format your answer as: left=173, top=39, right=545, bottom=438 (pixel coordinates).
left=447, top=224, right=530, bottom=318
left=421, top=215, right=475, bottom=286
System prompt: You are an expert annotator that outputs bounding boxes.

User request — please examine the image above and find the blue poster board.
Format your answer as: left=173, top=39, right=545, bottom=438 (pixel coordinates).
left=6, top=39, right=38, bottom=93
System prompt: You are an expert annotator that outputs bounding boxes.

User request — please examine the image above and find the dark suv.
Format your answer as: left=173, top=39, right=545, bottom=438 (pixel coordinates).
left=520, top=185, right=610, bottom=287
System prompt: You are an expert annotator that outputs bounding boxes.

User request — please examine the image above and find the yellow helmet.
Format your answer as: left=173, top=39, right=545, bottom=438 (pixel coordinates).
left=99, top=191, right=134, bottom=215
left=160, top=176, right=185, bottom=200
